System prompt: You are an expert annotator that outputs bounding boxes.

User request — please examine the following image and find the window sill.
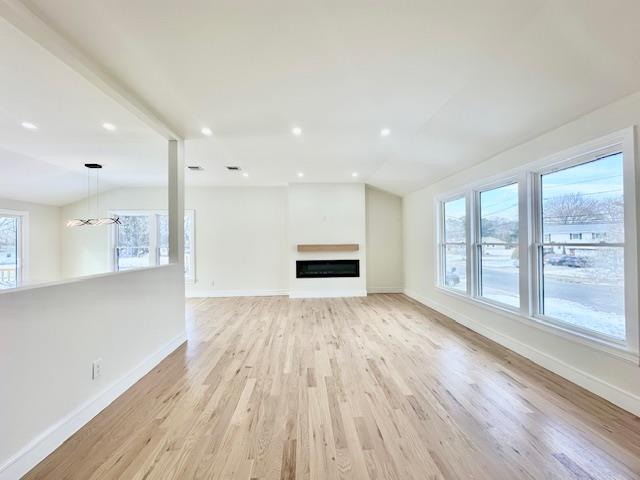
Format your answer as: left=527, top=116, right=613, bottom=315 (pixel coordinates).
left=434, top=285, right=639, bottom=364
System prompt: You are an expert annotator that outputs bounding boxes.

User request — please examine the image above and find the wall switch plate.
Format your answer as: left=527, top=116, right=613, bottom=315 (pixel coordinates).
left=92, top=358, right=103, bottom=380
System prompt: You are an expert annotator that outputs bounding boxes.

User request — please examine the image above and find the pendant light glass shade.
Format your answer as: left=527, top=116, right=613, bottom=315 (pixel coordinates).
left=66, top=217, right=121, bottom=227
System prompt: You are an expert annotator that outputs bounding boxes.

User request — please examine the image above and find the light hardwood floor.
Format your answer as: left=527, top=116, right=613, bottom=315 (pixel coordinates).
left=25, top=294, right=640, bottom=479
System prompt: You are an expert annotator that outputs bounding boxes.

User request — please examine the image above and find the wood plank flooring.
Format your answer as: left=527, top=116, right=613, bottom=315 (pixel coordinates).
left=25, top=294, right=640, bottom=479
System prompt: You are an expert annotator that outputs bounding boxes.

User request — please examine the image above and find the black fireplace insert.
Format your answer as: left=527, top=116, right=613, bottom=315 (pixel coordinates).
left=296, top=260, right=360, bottom=278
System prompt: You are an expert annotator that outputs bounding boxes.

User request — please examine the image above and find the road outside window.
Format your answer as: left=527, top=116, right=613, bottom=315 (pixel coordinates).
left=478, top=183, right=519, bottom=308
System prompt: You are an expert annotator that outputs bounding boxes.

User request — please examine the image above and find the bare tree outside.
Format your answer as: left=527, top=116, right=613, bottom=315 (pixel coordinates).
left=0, top=217, right=16, bottom=245
left=543, top=192, right=624, bottom=243
left=543, top=193, right=600, bottom=225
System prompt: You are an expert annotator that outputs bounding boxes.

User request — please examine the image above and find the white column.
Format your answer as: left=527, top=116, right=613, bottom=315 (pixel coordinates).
left=168, top=139, right=185, bottom=268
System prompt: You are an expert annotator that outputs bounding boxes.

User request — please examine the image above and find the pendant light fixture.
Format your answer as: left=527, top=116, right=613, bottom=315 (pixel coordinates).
left=66, top=163, right=121, bottom=227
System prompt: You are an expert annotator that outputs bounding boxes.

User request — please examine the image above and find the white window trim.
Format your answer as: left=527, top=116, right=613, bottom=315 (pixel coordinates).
left=434, top=127, right=639, bottom=361
left=108, top=209, right=196, bottom=283
left=471, top=175, right=527, bottom=316
left=437, top=193, right=470, bottom=295
left=0, top=209, right=29, bottom=287
left=530, top=142, right=631, bottom=346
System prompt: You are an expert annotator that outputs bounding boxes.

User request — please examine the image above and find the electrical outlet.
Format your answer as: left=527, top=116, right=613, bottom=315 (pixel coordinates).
left=92, top=358, right=103, bottom=380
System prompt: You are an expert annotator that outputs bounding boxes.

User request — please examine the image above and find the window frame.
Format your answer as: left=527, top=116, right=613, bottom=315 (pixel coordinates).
left=109, top=209, right=196, bottom=283
left=435, top=127, right=638, bottom=359
left=0, top=209, right=29, bottom=288
left=471, top=175, right=528, bottom=314
left=530, top=143, right=630, bottom=346
left=437, top=193, right=471, bottom=295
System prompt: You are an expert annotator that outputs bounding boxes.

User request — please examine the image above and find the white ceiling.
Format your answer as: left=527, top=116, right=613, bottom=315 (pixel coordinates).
left=3, top=0, right=640, bottom=201
left=0, top=17, right=166, bottom=206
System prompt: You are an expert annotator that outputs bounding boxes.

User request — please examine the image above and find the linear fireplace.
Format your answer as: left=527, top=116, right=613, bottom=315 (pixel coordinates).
left=296, top=260, right=360, bottom=278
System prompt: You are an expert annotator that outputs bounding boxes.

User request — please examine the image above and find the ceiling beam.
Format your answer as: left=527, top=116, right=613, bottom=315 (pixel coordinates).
left=0, top=0, right=183, bottom=141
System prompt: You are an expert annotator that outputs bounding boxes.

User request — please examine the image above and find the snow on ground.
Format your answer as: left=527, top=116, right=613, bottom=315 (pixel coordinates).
left=481, top=291, right=519, bottom=308
left=447, top=247, right=625, bottom=339
left=487, top=294, right=624, bottom=339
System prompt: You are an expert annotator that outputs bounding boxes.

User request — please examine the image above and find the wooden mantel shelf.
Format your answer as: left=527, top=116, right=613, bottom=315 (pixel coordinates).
left=297, top=243, right=359, bottom=253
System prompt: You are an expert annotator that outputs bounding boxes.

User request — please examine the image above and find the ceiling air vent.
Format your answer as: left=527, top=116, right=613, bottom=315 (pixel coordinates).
left=225, top=166, right=241, bottom=171
left=187, top=165, right=203, bottom=171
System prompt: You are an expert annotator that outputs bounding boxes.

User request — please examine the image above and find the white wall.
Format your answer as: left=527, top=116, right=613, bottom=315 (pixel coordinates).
left=0, top=141, right=186, bottom=480
left=0, top=265, right=185, bottom=479
left=62, top=186, right=289, bottom=296
left=187, top=186, right=288, bottom=296
left=0, top=197, right=62, bottom=285
left=288, top=184, right=367, bottom=298
left=62, top=184, right=401, bottom=298
left=403, top=91, right=640, bottom=415
left=365, top=186, right=403, bottom=293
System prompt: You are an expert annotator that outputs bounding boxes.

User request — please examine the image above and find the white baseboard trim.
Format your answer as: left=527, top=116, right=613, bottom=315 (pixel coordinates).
left=403, top=289, right=640, bottom=417
left=187, top=288, right=402, bottom=298
left=289, top=289, right=367, bottom=299
left=0, top=332, right=187, bottom=480
left=367, top=287, right=404, bottom=294
left=186, top=289, right=288, bottom=298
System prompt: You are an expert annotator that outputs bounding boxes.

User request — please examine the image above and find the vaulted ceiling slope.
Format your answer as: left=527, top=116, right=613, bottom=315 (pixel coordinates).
left=0, top=16, right=166, bottom=206
left=12, top=0, right=640, bottom=194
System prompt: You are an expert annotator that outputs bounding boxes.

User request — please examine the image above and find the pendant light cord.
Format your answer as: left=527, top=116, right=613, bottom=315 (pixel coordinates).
left=87, top=166, right=90, bottom=219
left=96, top=167, right=100, bottom=218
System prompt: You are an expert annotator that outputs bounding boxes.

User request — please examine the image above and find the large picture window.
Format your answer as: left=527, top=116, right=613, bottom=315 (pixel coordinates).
left=0, top=211, right=25, bottom=289
left=477, top=182, right=519, bottom=308
left=440, top=197, right=467, bottom=292
left=436, top=129, right=637, bottom=352
left=537, top=152, right=625, bottom=339
left=113, top=210, right=195, bottom=281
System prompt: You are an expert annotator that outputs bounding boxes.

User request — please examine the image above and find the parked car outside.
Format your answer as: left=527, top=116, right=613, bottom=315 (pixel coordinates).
left=545, top=254, right=565, bottom=265
left=562, top=256, right=589, bottom=268
left=545, top=254, right=590, bottom=268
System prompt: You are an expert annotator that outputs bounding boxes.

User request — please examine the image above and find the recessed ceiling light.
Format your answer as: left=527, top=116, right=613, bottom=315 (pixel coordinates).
left=291, top=126, right=302, bottom=136
left=21, top=121, right=37, bottom=130
left=297, top=172, right=304, bottom=178
left=352, top=172, right=359, bottom=178
left=102, top=122, right=116, bottom=131
left=380, top=128, right=391, bottom=137
left=201, top=127, right=213, bottom=136
left=242, top=172, right=249, bottom=177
